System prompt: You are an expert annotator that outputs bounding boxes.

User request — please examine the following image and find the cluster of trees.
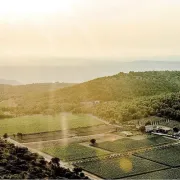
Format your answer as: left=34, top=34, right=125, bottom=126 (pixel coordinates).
left=41, top=71, right=180, bottom=103
left=0, top=139, right=88, bottom=179
left=0, top=109, right=14, bottom=119
left=91, top=92, right=180, bottom=123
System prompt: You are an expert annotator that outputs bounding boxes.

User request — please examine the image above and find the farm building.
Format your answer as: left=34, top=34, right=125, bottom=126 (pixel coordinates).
left=157, top=126, right=171, bottom=134
left=145, top=125, right=171, bottom=134
left=145, top=125, right=155, bottom=132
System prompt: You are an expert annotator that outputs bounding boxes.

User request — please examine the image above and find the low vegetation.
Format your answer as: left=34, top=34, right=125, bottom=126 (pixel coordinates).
left=128, top=168, right=180, bottom=179
left=0, top=113, right=102, bottom=135
left=97, top=136, right=174, bottom=153
left=76, top=155, right=167, bottom=179
left=42, top=143, right=110, bottom=161
left=135, top=144, right=180, bottom=167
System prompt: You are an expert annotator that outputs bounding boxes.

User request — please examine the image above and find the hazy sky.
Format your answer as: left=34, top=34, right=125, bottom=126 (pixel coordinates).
left=0, top=0, right=180, bottom=65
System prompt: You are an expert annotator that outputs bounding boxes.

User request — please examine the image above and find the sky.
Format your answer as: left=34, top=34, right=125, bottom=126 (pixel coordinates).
left=0, top=0, right=180, bottom=65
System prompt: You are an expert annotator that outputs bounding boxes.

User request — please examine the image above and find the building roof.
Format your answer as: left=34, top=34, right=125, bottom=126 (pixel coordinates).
left=157, top=126, right=171, bottom=131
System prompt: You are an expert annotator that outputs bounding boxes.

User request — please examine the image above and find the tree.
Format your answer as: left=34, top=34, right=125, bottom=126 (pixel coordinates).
left=39, top=159, right=47, bottom=166
left=90, top=139, right=96, bottom=146
left=173, top=127, right=179, bottom=133
left=51, top=157, right=60, bottom=166
left=73, top=167, right=82, bottom=175
left=139, top=126, right=146, bottom=133
left=80, top=172, right=85, bottom=178
left=17, top=133, right=23, bottom=140
left=3, top=133, right=8, bottom=139
left=145, top=121, right=151, bottom=126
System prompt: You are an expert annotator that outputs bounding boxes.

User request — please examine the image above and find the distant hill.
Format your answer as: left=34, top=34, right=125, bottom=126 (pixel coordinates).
left=1, top=60, right=180, bottom=83
left=0, top=82, right=76, bottom=102
left=0, top=78, right=21, bottom=85
left=48, top=71, right=180, bottom=102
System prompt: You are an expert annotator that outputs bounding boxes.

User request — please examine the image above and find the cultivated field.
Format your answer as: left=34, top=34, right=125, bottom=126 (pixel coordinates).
left=24, top=133, right=122, bottom=150
left=75, top=155, right=167, bottom=179
left=135, top=144, right=180, bottom=167
left=97, top=135, right=174, bottom=153
left=42, top=143, right=110, bottom=161
left=13, top=124, right=115, bottom=143
left=0, top=113, right=103, bottom=135
left=128, top=167, right=180, bottom=179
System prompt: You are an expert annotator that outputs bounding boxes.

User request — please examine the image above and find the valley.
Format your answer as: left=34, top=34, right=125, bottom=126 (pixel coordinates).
left=1, top=71, right=180, bottom=179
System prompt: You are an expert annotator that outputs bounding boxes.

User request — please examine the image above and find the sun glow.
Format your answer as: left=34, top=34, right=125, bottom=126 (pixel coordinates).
left=0, top=0, right=74, bottom=22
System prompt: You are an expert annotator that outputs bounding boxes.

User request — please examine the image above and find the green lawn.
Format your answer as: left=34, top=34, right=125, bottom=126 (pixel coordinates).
left=135, top=144, right=180, bottom=167
left=76, top=156, right=167, bottom=179
left=0, top=113, right=103, bottom=135
left=42, top=143, right=110, bottom=161
left=128, top=168, right=180, bottom=179
left=97, top=136, right=174, bottom=153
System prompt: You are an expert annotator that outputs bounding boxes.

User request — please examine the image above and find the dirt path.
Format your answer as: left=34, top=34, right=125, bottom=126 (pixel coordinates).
left=79, top=142, right=111, bottom=153
left=7, top=138, right=102, bottom=180
left=22, top=133, right=122, bottom=149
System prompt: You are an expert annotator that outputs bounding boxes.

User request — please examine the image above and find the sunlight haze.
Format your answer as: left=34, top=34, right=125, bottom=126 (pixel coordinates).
left=0, top=0, right=180, bottom=65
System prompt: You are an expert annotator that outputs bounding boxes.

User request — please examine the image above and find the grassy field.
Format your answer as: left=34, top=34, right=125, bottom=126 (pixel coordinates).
left=12, top=124, right=114, bottom=143
left=128, top=168, right=180, bottom=179
left=97, top=135, right=174, bottom=153
left=0, top=113, right=103, bottom=135
left=135, top=144, right=180, bottom=167
left=76, top=155, right=167, bottom=179
left=42, top=143, right=110, bottom=161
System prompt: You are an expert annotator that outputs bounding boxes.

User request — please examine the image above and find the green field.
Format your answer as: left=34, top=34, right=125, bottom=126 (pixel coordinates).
left=128, top=168, right=180, bottom=179
left=97, top=136, right=174, bottom=153
left=42, top=143, right=110, bottom=161
left=76, top=155, right=167, bottom=179
left=11, top=124, right=114, bottom=143
left=0, top=113, right=103, bottom=135
left=135, top=144, right=180, bottom=167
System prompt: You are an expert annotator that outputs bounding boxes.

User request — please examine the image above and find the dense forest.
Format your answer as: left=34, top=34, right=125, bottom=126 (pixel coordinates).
left=43, top=71, right=180, bottom=102
left=1, top=71, right=180, bottom=123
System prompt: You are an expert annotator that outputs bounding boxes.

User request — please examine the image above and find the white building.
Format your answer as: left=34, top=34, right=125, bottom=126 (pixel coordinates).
left=145, top=125, right=155, bottom=132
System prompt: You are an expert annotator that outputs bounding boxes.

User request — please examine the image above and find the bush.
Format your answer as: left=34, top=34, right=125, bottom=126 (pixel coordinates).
left=3, top=133, right=8, bottom=139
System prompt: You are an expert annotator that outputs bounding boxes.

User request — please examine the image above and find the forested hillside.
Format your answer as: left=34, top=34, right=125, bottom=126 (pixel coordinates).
left=48, top=71, right=180, bottom=102
left=1, top=71, right=180, bottom=123
left=90, top=92, right=180, bottom=123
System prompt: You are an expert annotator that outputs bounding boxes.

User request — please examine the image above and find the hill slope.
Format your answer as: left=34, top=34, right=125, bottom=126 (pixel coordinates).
left=1, top=71, right=180, bottom=122
left=48, top=71, right=180, bottom=102
left=0, top=83, right=76, bottom=102
left=0, top=78, right=21, bottom=85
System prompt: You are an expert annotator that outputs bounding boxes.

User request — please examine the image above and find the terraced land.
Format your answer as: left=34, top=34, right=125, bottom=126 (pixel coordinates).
left=97, top=136, right=174, bottom=153
left=135, top=144, right=180, bottom=167
left=75, top=155, right=168, bottom=179
left=0, top=113, right=103, bottom=135
left=128, top=168, right=180, bottom=179
left=42, top=143, right=110, bottom=161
